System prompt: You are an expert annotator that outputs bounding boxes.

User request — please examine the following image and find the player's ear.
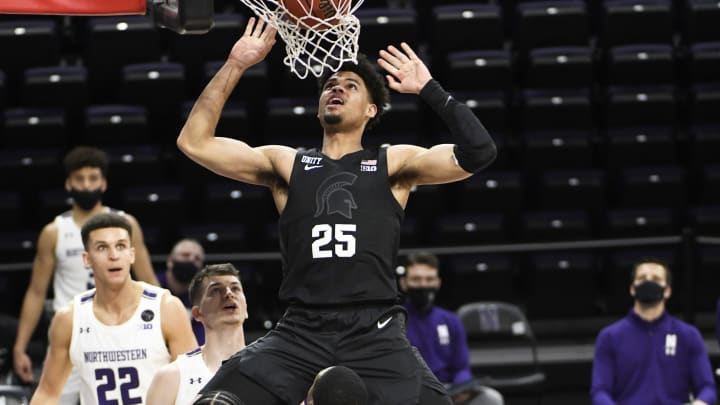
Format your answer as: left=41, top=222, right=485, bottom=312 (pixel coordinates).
left=366, top=103, right=377, bottom=119
left=398, top=276, right=407, bottom=292
left=191, top=305, right=202, bottom=322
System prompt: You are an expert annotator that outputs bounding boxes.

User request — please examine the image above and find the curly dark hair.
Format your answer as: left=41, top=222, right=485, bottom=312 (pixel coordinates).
left=312, top=366, right=368, bottom=405
left=80, top=213, right=132, bottom=248
left=63, top=146, right=109, bottom=178
left=318, top=53, right=390, bottom=130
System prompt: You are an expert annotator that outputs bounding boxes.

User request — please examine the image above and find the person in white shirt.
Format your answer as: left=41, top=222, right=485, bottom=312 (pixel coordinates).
left=14, top=146, right=158, bottom=405
left=147, top=263, right=248, bottom=405
left=29, top=212, right=197, bottom=405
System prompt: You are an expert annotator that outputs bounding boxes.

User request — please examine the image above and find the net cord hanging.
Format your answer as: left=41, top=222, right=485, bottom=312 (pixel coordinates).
left=237, top=0, right=364, bottom=79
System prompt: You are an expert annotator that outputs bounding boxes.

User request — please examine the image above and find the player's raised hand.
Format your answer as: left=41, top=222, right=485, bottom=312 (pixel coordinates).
left=228, top=17, right=277, bottom=70
left=378, top=42, right=433, bottom=95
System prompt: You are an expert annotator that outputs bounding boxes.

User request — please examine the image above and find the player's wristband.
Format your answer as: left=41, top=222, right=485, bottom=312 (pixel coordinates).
left=419, top=80, right=497, bottom=173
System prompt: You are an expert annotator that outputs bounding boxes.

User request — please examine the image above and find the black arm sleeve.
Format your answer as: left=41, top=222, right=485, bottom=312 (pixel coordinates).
left=419, top=79, right=497, bottom=173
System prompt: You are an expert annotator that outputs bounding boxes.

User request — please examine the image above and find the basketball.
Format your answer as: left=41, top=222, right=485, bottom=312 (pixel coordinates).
left=280, top=0, right=351, bottom=31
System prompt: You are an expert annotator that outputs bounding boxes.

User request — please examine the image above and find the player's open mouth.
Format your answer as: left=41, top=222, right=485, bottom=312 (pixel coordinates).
left=329, top=97, right=344, bottom=105
left=108, top=267, right=122, bottom=272
left=223, top=303, right=238, bottom=310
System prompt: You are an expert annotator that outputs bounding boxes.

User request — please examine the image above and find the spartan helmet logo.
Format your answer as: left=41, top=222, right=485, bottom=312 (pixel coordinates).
left=314, top=172, right=358, bottom=219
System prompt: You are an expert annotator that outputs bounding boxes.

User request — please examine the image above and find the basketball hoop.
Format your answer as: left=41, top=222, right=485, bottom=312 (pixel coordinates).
left=237, top=0, right=364, bottom=79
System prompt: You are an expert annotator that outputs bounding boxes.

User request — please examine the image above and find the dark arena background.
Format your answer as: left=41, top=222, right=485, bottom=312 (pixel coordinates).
left=0, top=0, right=719, bottom=403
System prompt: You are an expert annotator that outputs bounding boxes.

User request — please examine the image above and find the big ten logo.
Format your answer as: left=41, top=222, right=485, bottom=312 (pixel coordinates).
left=138, top=323, right=153, bottom=331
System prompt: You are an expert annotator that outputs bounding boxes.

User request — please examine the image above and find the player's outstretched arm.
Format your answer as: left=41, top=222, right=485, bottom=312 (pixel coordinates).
left=29, top=305, right=74, bottom=405
left=13, top=223, right=57, bottom=383
left=160, top=293, right=198, bottom=360
left=177, top=17, right=293, bottom=187
left=378, top=43, right=497, bottom=187
left=146, top=362, right=180, bottom=405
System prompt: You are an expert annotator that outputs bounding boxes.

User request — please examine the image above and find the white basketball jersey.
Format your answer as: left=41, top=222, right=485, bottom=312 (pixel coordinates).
left=53, top=208, right=123, bottom=311
left=174, top=347, right=212, bottom=405
left=69, top=283, right=171, bottom=405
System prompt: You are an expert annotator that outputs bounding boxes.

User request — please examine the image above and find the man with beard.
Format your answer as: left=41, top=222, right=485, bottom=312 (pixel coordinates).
left=591, top=259, right=716, bottom=405
left=13, top=146, right=158, bottom=404
left=178, top=17, right=497, bottom=405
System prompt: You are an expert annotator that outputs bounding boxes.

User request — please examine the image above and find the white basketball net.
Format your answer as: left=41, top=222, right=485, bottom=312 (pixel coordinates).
left=237, top=0, right=364, bottom=79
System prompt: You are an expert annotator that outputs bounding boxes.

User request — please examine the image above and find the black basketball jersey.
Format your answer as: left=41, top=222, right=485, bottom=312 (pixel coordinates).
left=277, top=147, right=404, bottom=305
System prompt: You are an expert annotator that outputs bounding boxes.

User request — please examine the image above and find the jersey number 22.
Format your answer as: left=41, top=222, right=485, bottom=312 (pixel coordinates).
left=95, top=367, right=141, bottom=405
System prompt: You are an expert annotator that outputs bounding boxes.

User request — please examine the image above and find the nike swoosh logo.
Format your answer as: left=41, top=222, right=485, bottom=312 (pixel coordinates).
left=304, top=164, right=323, bottom=171
left=377, top=316, right=393, bottom=329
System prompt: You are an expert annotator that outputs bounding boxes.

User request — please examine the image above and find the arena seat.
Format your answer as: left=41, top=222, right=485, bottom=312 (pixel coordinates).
left=84, top=104, right=149, bottom=146
left=355, top=8, right=419, bottom=56
left=2, top=107, right=67, bottom=147
left=536, top=169, right=606, bottom=215
left=600, top=0, right=673, bottom=47
left=429, top=4, right=504, bottom=57
left=684, top=0, right=720, bottom=43
left=606, top=44, right=675, bottom=85
left=22, top=66, right=88, bottom=110
left=521, top=129, right=593, bottom=170
left=0, top=19, right=60, bottom=77
left=603, top=207, right=677, bottom=238
left=519, top=210, right=593, bottom=242
left=523, top=46, right=595, bottom=89
left=513, top=0, right=590, bottom=52
left=180, top=223, right=252, bottom=252
left=443, top=50, right=513, bottom=93
left=689, top=42, right=720, bottom=83
left=613, top=165, right=687, bottom=209
left=604, top=127, right=678, bottom=169
left=431, top=213, right=509, bottom=246
left=446, top=254, right=517, bottom=307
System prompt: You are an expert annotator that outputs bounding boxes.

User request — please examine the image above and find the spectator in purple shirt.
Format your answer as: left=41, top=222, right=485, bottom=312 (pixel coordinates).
left=400, top=252, right=504, bottom=405
left=157, top=238, right=206, bottom=344
left=591, top=258, right=716, bottom=405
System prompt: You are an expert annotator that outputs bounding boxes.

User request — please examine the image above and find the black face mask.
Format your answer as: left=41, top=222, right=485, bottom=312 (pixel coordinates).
left=172, top=260, right=200, bottom=284
left=69, top=189, right=103, bottom=211
left=406, top=287, right=438, bottom=313
left=634, top=281, right=666, bottom=305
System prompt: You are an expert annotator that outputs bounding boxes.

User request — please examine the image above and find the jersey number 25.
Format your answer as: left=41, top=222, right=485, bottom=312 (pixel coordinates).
left=312, top=224, right=356, bottom=258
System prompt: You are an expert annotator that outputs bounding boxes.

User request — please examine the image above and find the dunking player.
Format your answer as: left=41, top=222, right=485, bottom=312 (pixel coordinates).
left=178, top=18, right=497, bottom=405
